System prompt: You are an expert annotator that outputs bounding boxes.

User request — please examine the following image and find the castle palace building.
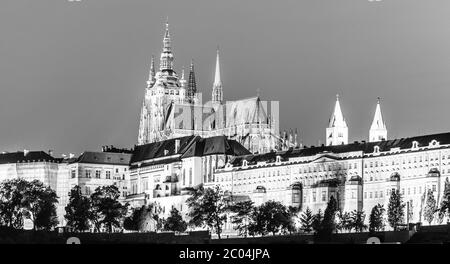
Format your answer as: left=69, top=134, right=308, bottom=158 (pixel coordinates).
left=137, top=22, right=280, bottom=154
left=209, top=98, right=450, bottom=228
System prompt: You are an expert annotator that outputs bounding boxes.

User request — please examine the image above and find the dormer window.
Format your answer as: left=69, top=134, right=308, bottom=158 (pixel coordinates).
left=374, top=146, right=380, bottom=154
left=242, top=160, right=248, bottom=167
left=429, top=140, right=439, bottom=147
left=412, top=141, right=419, bottom=149
left=276, top=155, right=281, bottom=163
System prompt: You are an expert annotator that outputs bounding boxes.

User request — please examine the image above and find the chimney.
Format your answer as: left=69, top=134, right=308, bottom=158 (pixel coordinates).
left=48, top=150, right=53, bottom=156
left=175, top=139, right=180, bottom=153
left=24, top=149, right=29, bottom=156
left=69, top=153, right=75, bottom=159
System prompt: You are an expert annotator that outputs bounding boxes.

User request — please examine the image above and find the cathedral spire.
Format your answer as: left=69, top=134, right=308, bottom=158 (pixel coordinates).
left=326, top=94, right=348, bottom=146
left=180, top=66, right=187, bottom=88
left=369, top=97, right=387, bottom=142
left=212, top=47, right=223, bottom=103
left=160, top=19, right=174, bottom=71
left=147, top=55, right=156, bottom=88
left=188, top=59, right=197, bottom=98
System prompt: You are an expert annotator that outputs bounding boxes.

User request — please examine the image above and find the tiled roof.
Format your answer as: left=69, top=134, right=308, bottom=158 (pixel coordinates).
left=0, top=151, right=57, bottom=164
left=130, top=135, right=197, bottom=164
left=181, top=136, right=251, bottom=158
left=229, top=132, right=450, bottom=167
left=130, top=135, right=251, bottom=165
left=71, top=151, right=132, bottom=165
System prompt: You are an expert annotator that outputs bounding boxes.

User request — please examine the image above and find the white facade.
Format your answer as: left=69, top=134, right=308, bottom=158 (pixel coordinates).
left=369, top=99, right=388, bottom=142
left=326, top=95, right=348, bottom=146
left=211, top=134, right=450, bottom=227
left=0, top=151, right=69, bottom=226
left=67, top=151, right=132, bottom=199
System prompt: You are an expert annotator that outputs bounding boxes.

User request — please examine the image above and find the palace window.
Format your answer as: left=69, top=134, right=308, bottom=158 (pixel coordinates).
left=433, top=185, right=437, bottom=192
left=312, top=191, right=316, bottom=202
left=85, top=169, right=91, bottom=178
left=71, top=170, right=76, bottom=178
left=106, top=171, right=111, bottom=179
left=322, top=191, right=327, bottom=202
left=95, top=170, right=101, bottom=179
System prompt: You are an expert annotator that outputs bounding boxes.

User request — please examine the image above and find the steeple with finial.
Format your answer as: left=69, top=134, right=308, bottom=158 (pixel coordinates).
left=160, top=17, right=174, bottom=71
left=147, top=55, right=156, bottom=88
left=369, top=97, right=387, bottom=142
left=187, top=59, right=197, bottom=100
left=212, top=46, right=223, bottom=103
left=326, top=94, right=348, bottom=146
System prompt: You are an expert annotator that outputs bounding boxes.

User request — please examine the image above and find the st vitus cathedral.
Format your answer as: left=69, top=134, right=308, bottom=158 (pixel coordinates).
left=137, top=21, right=285, bottom=154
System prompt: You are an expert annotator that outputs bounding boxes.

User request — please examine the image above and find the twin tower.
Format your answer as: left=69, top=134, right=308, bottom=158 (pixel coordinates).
left=326, top=95, right=387, bottom=146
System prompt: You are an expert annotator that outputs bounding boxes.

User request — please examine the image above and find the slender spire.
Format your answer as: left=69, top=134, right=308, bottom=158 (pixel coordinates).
left=369, top=97, right=387, bottom=142
left=214, top=47, right=222, bottom=87
left=180, top=66, right=187, bottom=88
left=188, top=59, right=197, bottom=98
left=212, top=47, right=223, bottom=103
left=160, top=19, right=174, bottom=71
left=326, top=94, right=348, bottom=146
left=328, top=94, right=347, bottom=128
left=147, top=55, right=156, bottom=88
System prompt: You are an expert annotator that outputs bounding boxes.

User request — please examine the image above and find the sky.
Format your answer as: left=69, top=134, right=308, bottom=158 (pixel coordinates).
left=0, top=0, right=450, bottom=156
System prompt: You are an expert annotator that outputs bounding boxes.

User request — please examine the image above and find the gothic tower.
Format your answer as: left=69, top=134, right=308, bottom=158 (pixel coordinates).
left=212, top=47, right=223, bottom=103
left=187, top=60, right=197, bottom=103
left=326, top=94, right=348, bottom=146
left=369, top=98, right=387, bottom=142
left=138, top=20, right=185, bottom=145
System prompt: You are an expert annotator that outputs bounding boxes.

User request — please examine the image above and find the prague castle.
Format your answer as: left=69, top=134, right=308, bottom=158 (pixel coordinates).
left=137, top=21, right=280, bottom=154
left=1, top=21, right=450, bottom=232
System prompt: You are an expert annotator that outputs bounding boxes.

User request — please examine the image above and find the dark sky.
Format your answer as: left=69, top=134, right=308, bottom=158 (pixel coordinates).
left=1, top=0, right=450, bottom=156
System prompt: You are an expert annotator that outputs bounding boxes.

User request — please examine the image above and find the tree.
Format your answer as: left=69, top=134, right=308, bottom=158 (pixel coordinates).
left=349, top=210, right=367, bottom=232
left=30, top=184, right=59, bottom=230
left=90, top=185, right=128, bottom=233
left=186, top=185, right=228, bottom=239
left=123, top=206, right=141, bottom=231
left=284, top=206, right=300, bottom=234
left=320, top=196, right=338, bottom=234
left=228, top=200, right=255, bottom=237
left=254, top=200, right=292, bottom=236
left=369, top=204, right=385, bottom=233
left=164, top=207, right=187, bottom=233
left=336, top=210, right=351, bottom=233
left=424, top=190, right=437, bottom=225
left=0, top=179, right=32, bottom=228
left=0, top=179, right=58, bottom=230
left=299, top=207, right=314, bottom=233
left=388, top=189, right=405, bottom=231
left=312, top=209, right=323, bottom=234
left=65, top=185, right=92, bottom=232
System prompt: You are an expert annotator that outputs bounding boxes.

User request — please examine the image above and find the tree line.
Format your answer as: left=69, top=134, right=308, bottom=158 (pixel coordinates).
left=2, top=178, right=450, bottom=235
